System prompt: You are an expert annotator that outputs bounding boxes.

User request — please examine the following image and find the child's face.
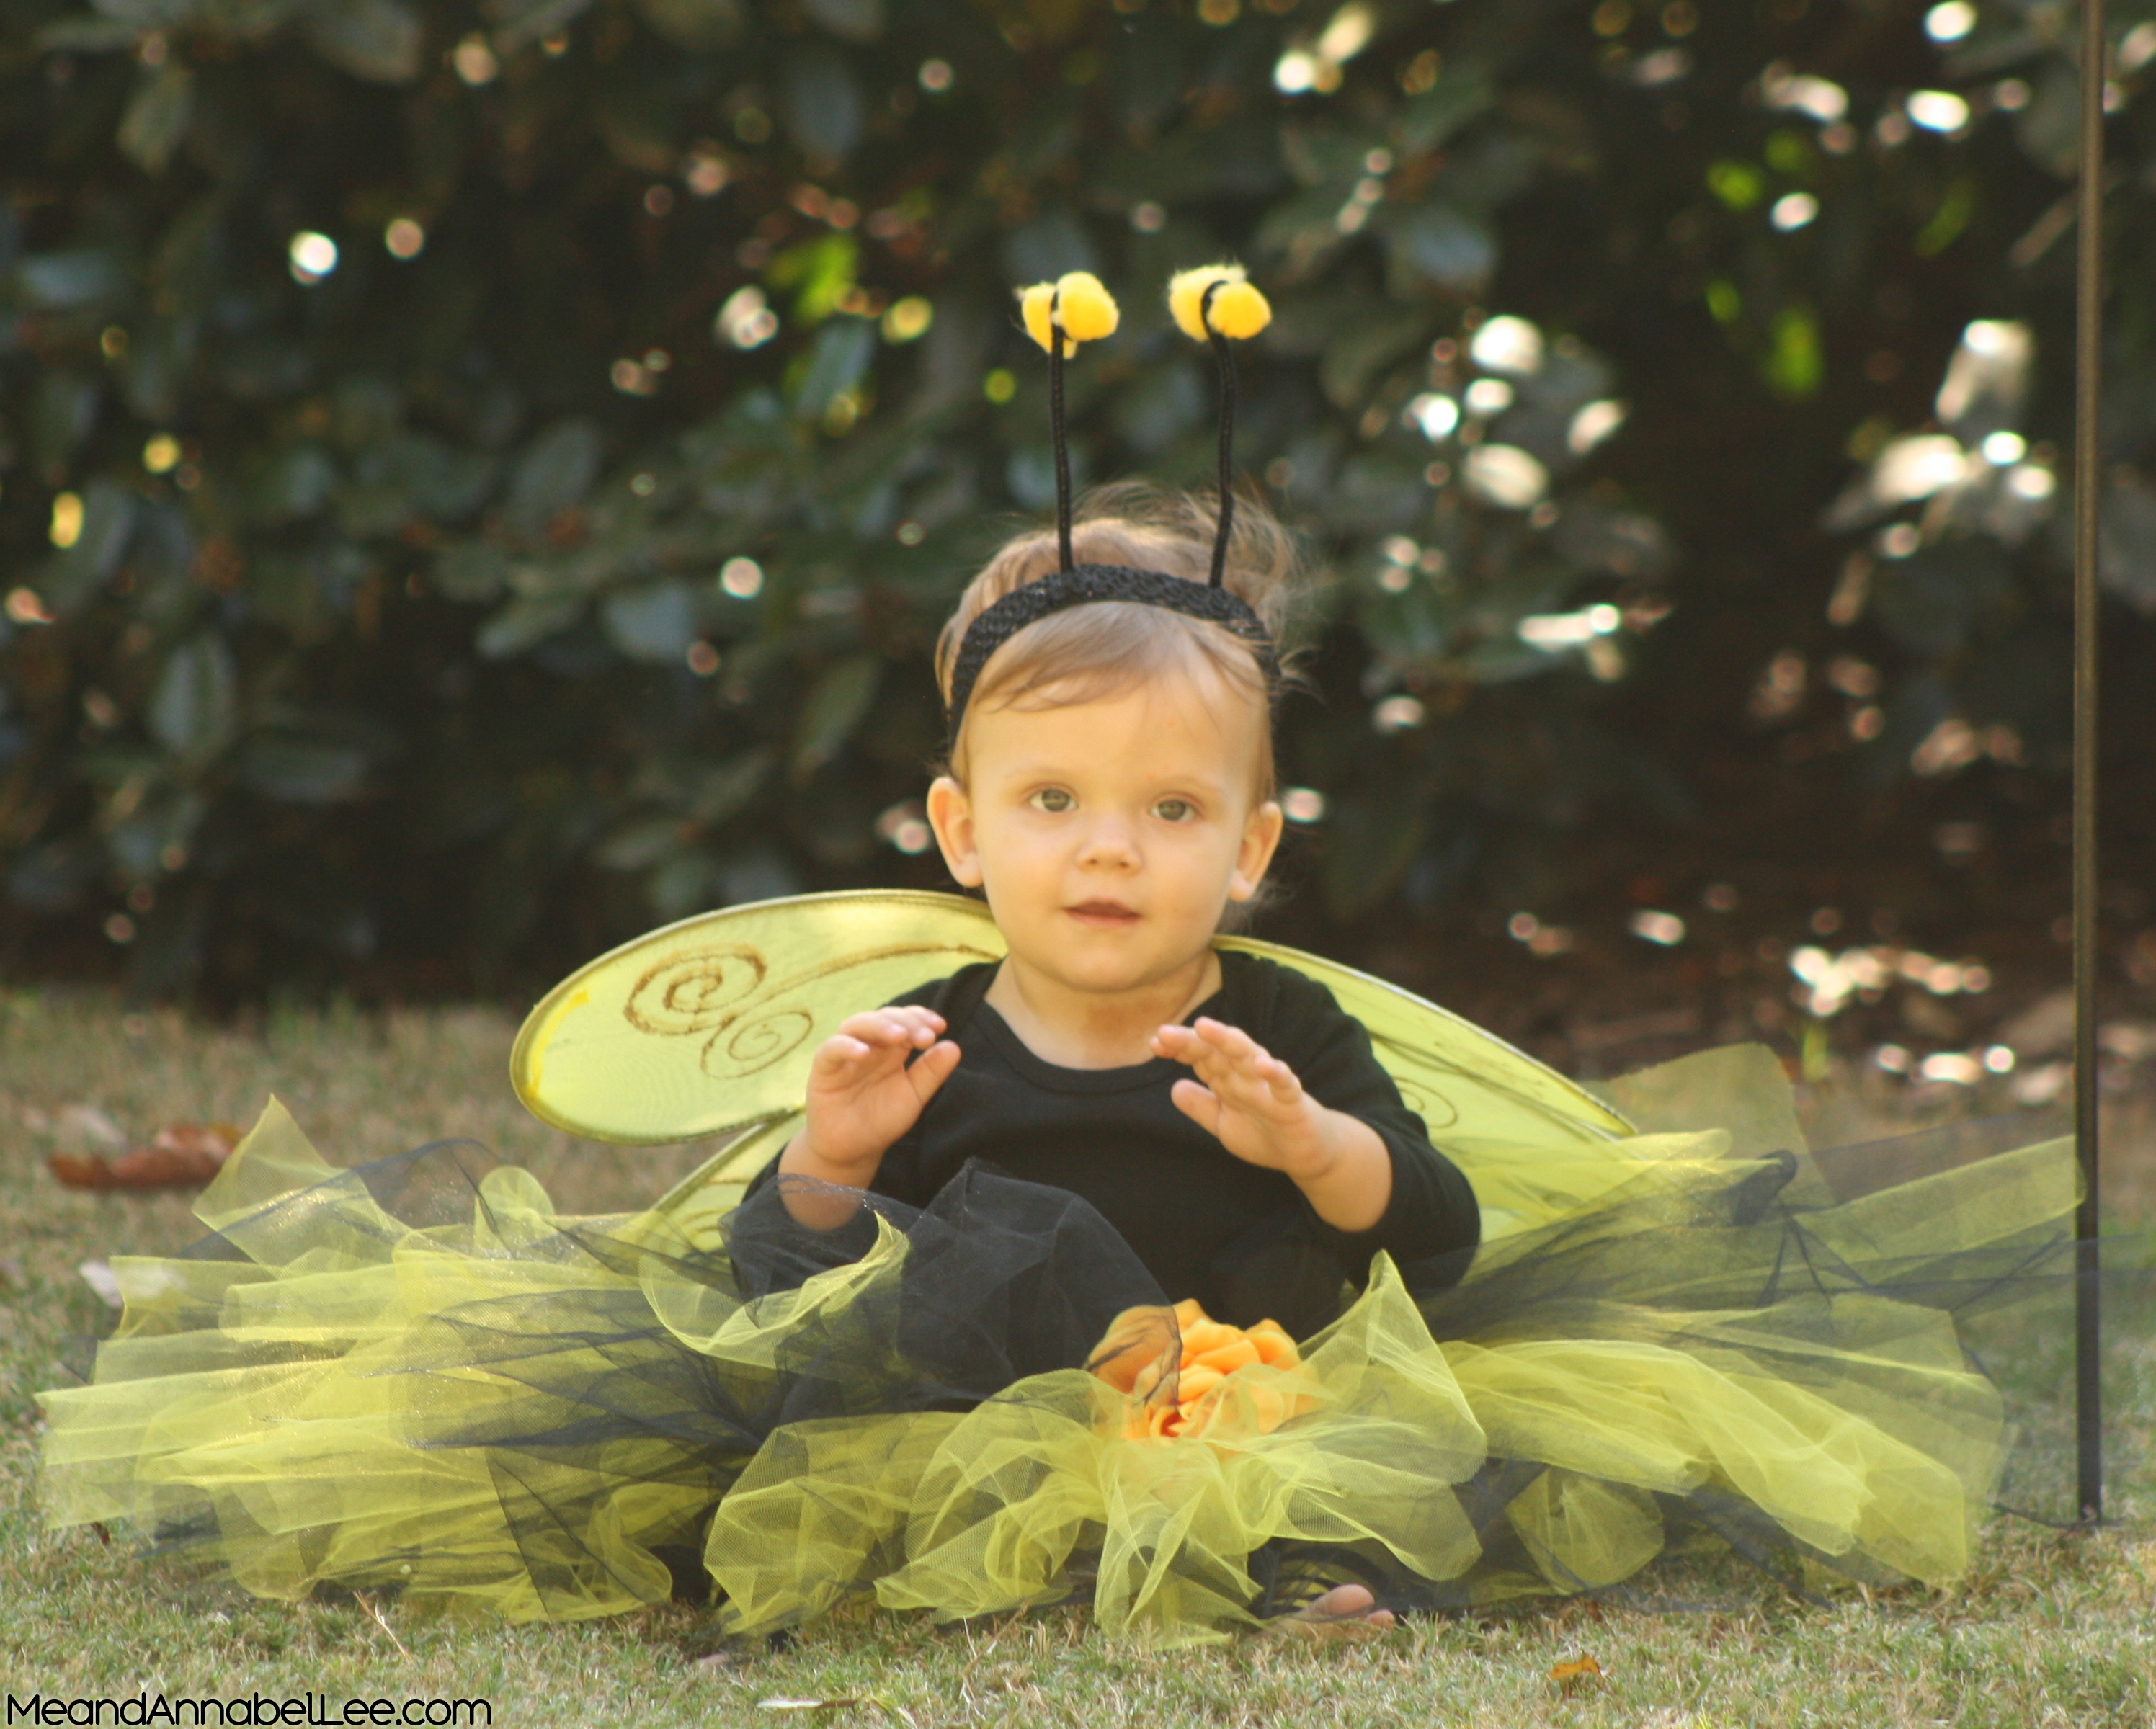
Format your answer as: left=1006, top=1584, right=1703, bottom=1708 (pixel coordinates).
left=926, top=667, right=1284, bottom=1000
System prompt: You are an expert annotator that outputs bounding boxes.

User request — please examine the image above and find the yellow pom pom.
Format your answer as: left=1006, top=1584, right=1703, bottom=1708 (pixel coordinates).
left=1017, top=282, right=1069, bottom=357
left=1206, top=279, right=1271, bottom=340
left=1167, top=264, right=1266, bottom=342
left=1054, top=272, right=1120, bottom=341
left=1167, top=265, right=1239, bottom=342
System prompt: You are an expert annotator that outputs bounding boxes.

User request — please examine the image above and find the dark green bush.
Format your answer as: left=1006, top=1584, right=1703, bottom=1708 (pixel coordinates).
left=1, top=0, right=2149, bottom=998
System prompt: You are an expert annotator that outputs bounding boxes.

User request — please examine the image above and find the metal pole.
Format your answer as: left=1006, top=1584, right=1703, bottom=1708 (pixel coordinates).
left=2072, top=0, right=2106, bottom=1528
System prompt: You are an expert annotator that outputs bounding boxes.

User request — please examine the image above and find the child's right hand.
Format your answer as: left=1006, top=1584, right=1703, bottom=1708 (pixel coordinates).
left=789, top=1006, right=961, bottom=1180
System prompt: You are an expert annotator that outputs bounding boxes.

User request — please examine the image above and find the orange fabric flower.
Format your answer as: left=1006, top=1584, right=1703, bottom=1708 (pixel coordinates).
left=1088, top=1297, right=1309, bottom=1440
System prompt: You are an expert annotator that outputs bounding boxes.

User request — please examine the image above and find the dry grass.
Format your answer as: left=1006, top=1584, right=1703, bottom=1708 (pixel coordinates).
left=2, top=987, right=2151, bottom=1728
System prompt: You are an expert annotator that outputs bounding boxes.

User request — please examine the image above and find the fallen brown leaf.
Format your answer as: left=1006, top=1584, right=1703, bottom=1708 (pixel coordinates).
left=50, top=1122, right=241, bottom=1191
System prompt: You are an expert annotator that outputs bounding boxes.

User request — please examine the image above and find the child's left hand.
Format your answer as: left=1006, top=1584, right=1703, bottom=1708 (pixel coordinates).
left=1152, top=1018, right=1395, bottom=1230
left=1150, top=1017, right=1332, bottom=1182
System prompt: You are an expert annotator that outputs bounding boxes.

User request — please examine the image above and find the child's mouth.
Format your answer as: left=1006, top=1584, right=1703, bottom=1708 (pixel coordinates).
left=1068, top=902, right=1139, bottom=926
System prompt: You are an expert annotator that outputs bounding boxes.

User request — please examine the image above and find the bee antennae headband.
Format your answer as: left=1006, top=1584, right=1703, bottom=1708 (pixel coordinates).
left=946, top=266, right=1278, bottom=744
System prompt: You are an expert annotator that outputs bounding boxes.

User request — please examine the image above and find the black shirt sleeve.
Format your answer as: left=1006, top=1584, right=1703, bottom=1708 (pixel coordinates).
left=1230, top=955, right=1482, bottom=1279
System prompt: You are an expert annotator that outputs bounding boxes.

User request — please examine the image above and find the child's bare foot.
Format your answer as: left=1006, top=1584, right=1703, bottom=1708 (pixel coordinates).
left=1262, top=1582, right=1396, bottom=1642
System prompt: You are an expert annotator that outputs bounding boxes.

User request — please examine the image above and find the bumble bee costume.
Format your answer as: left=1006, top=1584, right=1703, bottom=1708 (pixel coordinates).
left=37, top=270, right=2082, bottom=1643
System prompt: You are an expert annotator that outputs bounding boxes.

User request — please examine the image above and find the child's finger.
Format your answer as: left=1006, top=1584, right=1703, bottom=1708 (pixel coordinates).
left=837, top=1009, right=941, bottom=1048
left=1169, top=1078, right=1222, bottom=1133
left=1152, top=1023, right=1211, bottom=1059
left=1193, top=1018, right=1276, bottom=1076
left=808, top=1035, right=872, bottom=1083
left=908, top=1040, right=963, bottom=1102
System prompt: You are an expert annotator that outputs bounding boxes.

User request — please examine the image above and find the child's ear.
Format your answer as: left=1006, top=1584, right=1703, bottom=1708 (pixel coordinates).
left=1227, top=799, right=1286, bottom=902
left=925, top=776, right=984, bottom=888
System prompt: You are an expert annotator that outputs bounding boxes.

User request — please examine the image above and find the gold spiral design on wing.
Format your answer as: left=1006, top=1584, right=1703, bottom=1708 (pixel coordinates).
left=704, top=1006, right=816, bottom=1078
left=1393, top=1078, right=1461, bottom=1131
left=624, top=948, right=767, bottom=1036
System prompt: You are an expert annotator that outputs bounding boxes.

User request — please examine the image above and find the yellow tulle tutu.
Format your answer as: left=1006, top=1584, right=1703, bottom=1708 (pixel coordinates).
left=38, top=1047, right=2079, bottom=1644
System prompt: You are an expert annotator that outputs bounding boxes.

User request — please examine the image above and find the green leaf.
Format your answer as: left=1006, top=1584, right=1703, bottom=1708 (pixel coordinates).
left=648, top=849, right=719, bottom=919
left=790, top=654, right=881, bottom=777
left=249, top=444, right=339, bottom=522
left=509, top=420, right=602, bottom=532
left=1872, top=542, right=2010, bottom=659
left=801, top=0, right=881, bottom=42
left=600, top=580, right=697, bottom=663
left=1392, top=66, right=1494, bottom=154
left=1111, top=360, right=1204, bottom=455
left=1914, top=178, right=1976, bottom=258
left=999, top=208, right=1096, bottom=284
left=14, top=249, right=125, bottom=310
left=476, top=594, right=584, bottom=658
left=42, top=480, right=136, bottom=616
left=785, top=50, right=863, bottom=161
left=148, top=633, right=239, bottom=763
left=1384, top=202, right=1495, bottom=295
left=32, top=370, right=101, bottom=472
left=117, top=63, right=193, bottom=174
left=1322, top=791, right=1427, bottom=921
left=1328, top=455, right=1429, bottom=533
left=35, top=14, right=143, bottom=50
left=300, top=0, right=424, bottom=82
left=337, top=434, right=496, bottom=536
left=1318, top=309, right=1430, bottom=408
left=432, top=543, right=512, bottom=603
left=689, top=746, right=775, bottom=825
left=2101, top=472, right=2156, bottom=615
left=239, top=738, right=370, bottom=803
left=630, top=0, right=742, bottom=52
left=768, top=232, right=860, bottom=326
left=493, top=0, right=597, bottom=52
left=596, top=814, right=687, bottom=871
left=788, top=318, right=876, bottom=421
left=1707, top=160, right=1763, bottom=210
left=1763, top=305, right=1822, bottom=401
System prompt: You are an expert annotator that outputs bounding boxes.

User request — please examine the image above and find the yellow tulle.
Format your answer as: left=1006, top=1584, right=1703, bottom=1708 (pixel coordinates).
left=37, top=1047, right=2080, bottom=1645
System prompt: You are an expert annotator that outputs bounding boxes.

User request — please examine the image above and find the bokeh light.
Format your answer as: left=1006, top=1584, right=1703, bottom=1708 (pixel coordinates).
left=49, top=492, right=84, bottom=548
left=716, top=286, right=779, bottom=349
left=1906, top=90, right=1970, bottom=133
left=1371, top=694, right=1426, bottom=733
left=1770, top=192, right=1819, bottom=231
left=288, top=231, right=339, bottom=284
left=453, top=34, right=499, bottom=84
left=882, top=297, right=933, bottom=342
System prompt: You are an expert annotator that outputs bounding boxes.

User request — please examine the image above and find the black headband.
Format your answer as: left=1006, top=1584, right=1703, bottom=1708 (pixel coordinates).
left=945, top=563, right=1280, bottom=746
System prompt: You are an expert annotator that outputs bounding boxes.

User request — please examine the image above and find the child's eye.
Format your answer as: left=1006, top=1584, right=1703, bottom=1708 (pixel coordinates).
left=1152, top=798, right=1195, bottom=823
left=1029, top=787, right=1074, bottom=813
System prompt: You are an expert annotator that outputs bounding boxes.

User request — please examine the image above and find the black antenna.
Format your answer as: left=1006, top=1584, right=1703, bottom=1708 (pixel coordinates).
left=2072, top=0, right=2106, bottom=1528
left=1049, top=292, right=1075, bottom=573
left=1203, top=281, right=1237, bottom=588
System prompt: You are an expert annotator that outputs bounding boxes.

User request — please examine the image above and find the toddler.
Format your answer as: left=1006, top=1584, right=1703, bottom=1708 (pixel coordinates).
left=758, top=489, right=1482, bottom=1625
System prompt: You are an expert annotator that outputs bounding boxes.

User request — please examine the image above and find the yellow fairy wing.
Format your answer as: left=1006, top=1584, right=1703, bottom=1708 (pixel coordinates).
left=515, top=888, right=1626, bottom=1161
left=1216, top=936, right=1631, bottom=1148
left=511, top=890, right=1004, bottom=1145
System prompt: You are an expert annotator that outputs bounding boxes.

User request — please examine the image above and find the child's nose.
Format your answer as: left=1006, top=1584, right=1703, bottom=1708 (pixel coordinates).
left=1076, top=816, right=1140, bottom=864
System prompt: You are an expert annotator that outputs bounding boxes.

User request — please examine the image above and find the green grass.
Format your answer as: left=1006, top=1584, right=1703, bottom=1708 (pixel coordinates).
left=3, top=987, right=2152, bottom=1728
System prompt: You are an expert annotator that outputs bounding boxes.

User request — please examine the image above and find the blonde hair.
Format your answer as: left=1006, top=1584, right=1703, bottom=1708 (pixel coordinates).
left=933, top=481, right=1309, bottom=798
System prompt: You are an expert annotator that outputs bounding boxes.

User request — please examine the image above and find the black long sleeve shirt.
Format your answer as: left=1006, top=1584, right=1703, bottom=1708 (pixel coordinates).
left=820, top=952, right=1479, bottom=1336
